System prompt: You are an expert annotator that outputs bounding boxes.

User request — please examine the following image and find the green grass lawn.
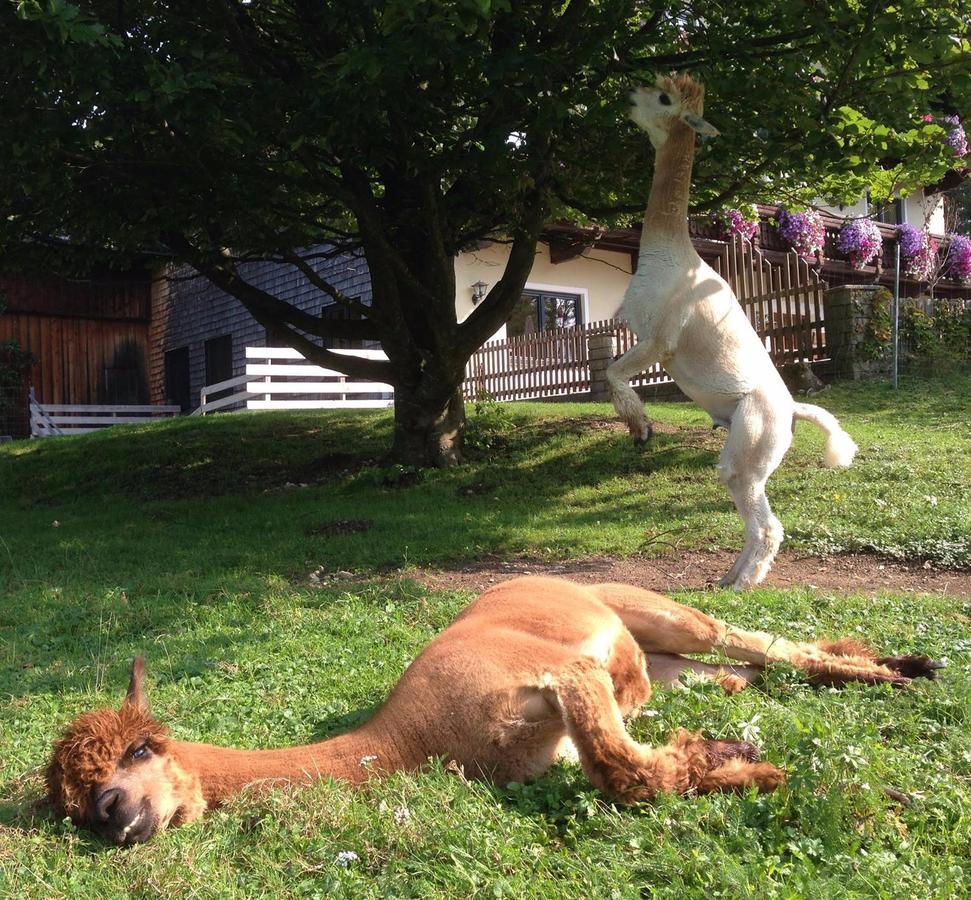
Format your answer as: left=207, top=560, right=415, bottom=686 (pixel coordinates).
left=1, top=376, right=969, bottom=897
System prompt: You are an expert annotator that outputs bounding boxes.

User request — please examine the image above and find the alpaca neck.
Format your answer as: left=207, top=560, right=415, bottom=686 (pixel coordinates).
left=641, top=123, right=698, bottom=253
left=170, top=718, right=413, bottom=808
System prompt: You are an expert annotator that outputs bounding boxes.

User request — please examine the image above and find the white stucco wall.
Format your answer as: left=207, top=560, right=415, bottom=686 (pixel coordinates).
left=817, top=191, right=945, bottom=232
left=906, top=192, right=946, bottom=232
left=454, top=241, right=633, bottom=340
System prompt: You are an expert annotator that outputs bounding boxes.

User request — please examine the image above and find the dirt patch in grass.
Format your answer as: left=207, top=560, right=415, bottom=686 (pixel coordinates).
left=411, top=550, right=971, bottom=598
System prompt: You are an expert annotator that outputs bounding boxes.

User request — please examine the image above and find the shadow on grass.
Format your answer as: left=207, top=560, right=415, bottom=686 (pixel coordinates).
left=2, top=383, right=968, bottom=746
left=0, top=409, right=394, bottom=506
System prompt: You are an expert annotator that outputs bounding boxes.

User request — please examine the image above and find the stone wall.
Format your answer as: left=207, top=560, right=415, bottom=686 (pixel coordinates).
left=823, top=284, right=893, bottom=380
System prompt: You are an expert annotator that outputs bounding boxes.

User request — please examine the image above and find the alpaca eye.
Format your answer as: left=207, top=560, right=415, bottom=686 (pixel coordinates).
left=658, top=93, right=672, bottom=106
left=131, top=744, right=149, bottom=760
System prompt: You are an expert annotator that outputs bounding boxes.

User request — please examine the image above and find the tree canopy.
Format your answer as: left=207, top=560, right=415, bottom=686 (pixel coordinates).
left=2, top=0, right=969, bottom=463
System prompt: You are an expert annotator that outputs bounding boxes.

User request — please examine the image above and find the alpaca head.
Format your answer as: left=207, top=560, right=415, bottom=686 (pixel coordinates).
left=46, top=658, right=203, bottom=845
left=629, top=72, right=719, bottom=148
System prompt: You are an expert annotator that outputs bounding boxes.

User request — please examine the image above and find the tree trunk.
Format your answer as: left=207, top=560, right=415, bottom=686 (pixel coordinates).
left=391, top=382, right=466, bottom=468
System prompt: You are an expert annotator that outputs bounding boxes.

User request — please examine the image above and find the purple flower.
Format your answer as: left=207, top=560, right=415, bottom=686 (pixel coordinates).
left=944, top=234, right=971, bottom=279
left=897, top=226, right=938, bottom=281
left=943, top=115, right=968, bottom=158
left=775, top=207, right=826, bottom=260
left=836, top=218, right=882, bottom=268
left=897, top=223, right=925, bottom=259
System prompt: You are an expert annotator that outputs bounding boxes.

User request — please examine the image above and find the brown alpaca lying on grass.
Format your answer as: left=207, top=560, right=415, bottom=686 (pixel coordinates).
left=47, top=577, right=941, bottom=845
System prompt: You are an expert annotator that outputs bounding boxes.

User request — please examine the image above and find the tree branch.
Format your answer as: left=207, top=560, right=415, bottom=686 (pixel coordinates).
left=457, top=193, right=547, bottom=356
left=165, top=236, right=385, bottom=371
left=282, top=250, right=374, bottom=320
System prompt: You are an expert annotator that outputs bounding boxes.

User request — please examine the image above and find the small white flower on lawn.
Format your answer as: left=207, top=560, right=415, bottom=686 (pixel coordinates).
left=393, top=805, right=411, bottom=825
left=359, top=754, right=378, bottom=767
left=335, top=850, right=359, bottom=867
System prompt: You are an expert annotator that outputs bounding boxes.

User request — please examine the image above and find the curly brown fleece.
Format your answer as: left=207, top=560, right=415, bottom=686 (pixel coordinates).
left=46, top=705, right=168, bottom=822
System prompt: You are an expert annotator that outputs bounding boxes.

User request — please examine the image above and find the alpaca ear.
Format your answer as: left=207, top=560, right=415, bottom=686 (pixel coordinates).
left=681, top=111, right=719, bottom=136
left=124, top=657, right=149, bottom=712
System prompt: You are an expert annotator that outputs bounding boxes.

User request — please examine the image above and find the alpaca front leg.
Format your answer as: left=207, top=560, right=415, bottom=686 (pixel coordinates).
left=606, top=341, right=658, bottom=442
left=552, top=659, right=784, bottom=802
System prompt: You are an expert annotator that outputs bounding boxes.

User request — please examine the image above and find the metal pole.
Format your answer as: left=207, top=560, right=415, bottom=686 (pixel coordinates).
left=892, top=240, right=901, bottom=389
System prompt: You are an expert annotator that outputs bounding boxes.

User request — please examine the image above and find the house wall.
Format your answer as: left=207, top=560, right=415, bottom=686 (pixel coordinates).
left=454, top=241, right=633, bottom=338
left=907, top=192, right=946, bottom=231
left=0, top=272, right=151, bottom=405
left=148, top=251, right=372, bottom=408
left=817, top=191, right=945, bottom=232
left=149, top=242, right=634, bottom=407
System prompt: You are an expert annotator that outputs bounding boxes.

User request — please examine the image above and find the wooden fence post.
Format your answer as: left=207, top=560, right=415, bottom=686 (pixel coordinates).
left=587, top=327, right=617, bottom=401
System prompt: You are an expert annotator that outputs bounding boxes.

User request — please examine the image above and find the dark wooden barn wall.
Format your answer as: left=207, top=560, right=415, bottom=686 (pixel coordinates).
left=0, top=273, right=152, bottom=405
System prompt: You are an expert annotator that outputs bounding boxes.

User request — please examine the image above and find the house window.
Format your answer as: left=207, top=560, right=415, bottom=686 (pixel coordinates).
left=320, top=302, right=380, bottom=349
left=164, top=347, right=191, bottom=412
left=507, top=289, right=584, bottom=338
left=872, top=197, right=904, bottom=225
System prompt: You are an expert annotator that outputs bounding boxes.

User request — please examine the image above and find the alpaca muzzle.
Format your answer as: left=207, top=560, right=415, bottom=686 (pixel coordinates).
left=93, top=790, right=158, bottom=845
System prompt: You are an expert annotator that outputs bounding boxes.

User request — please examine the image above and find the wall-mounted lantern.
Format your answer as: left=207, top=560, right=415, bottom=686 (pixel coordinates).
left=471, top=281, right=489, bottom=304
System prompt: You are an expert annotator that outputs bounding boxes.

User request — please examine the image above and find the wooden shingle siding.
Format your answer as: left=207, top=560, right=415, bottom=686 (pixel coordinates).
left=149, top=249, right=372, bottom=409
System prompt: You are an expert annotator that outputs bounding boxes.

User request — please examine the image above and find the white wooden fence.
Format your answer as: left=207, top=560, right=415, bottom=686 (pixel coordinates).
left=193, top=347, right=394, bottom=415
left=29, top=389, right=180, bottom=437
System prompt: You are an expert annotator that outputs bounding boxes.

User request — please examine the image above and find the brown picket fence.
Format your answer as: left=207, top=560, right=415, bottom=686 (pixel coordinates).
left=463, top=237, right=828, bottom=401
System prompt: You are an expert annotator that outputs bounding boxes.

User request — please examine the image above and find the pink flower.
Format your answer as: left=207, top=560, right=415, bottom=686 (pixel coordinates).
left=836, top=218, right=882, bottom=268
left=944, top=234, right=971, bottom=279
left=901, top=230, right=938, bottom=281
left=775, top=207, right=826, bottom=260
left=711, top=208, right=760, bottom=242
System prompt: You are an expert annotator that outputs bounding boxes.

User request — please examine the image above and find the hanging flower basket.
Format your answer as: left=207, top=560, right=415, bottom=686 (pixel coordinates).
left=712, top=206, right=760, bottom=242
left=896, top=224, right=938, bottom=281
left=775, top=207, right=826, bottom=260
left=944, top=234, right=971, bottom=280
left=943, top=115, right=968, bottom=158
left=836, top=217, right=882, bottom=268
left=922, top=113, right=967, bottom=158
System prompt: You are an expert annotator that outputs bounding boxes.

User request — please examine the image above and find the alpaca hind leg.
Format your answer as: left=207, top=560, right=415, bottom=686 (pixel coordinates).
left=590, top=582, right=940, bottom=687
left=715, top=624, right=943, bottom=685
left=551, top=657, right=784, bottom=802
left=646, top=653, right=761, bottom=694
left=720, top=480, right=784, bottom=590
left=717, top=399, right=791, bottom=590
left=606, top=341, right=658, bottom=442
left=589, top=584, right=761, bottom=693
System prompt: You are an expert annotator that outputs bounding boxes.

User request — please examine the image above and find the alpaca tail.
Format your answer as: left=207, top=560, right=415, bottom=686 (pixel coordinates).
left=792, top=402, right=858, bottom=468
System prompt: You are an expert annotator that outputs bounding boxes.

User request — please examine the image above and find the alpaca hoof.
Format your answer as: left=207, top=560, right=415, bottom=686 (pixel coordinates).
left=876, top=655, right=946, bottom=680
left=632, top=424, right=653, bottom=444
left=718, top=573, right=752, bottom=591
left=751, top=763, right=787, bottom=792
left=717, top=674, right=749, bottom=695
left=697, top=760, right=786, bottom=794
left=704, top=739, right=762, bottom=766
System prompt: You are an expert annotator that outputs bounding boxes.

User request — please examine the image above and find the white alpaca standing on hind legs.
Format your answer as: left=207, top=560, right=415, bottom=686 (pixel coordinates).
left=608, top=73, right=858, bottom=590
